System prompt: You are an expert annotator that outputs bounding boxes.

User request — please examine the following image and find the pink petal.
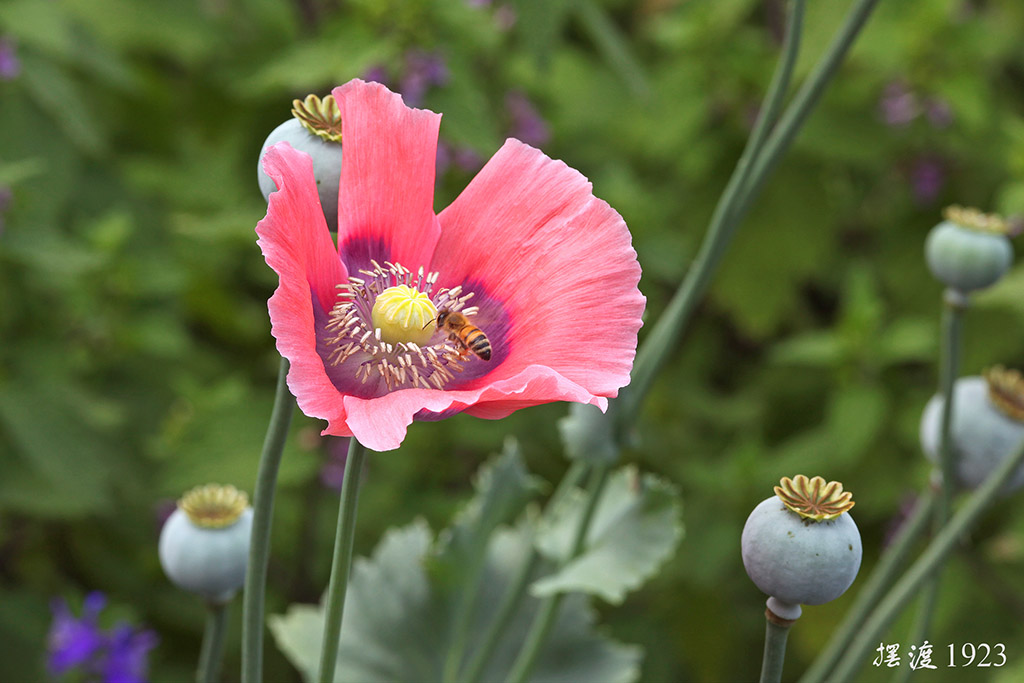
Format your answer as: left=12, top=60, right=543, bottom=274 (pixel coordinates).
left=256, top=143, right=351, bottom=433
left=342, top=364, right=605, bottom=451
left=332, top=80, right=443, bottom=270
left=432, top=139, right=644, bottom=400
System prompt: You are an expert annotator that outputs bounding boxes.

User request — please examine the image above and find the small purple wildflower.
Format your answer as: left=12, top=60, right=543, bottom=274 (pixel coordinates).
left=362, top=64, right=391, bottom=88
left=879, top=81, right=919, bottom=127
left=452, top=146, right=484, bottom=173
left=48, top=592, right=107, bottom=676
left=319, top=436, right=350, bottom=491
left=505, top=90, right=550, bottom=147
left=883, top=495, right=919, bottom=549
left=0, top=36, right=19, bottom=81
left=436, top=141, right=454, bottom=177
left=494, top=5, right=517, bottom=31
left=47, top=592, right=157, bottom=683
left=909, top=156, right=945, bottom=205
left=0, top=185, right=11, bottom=236
left=102, top=624, right=159, bottom=683
left=1007, top=215, right=1024, bottom=239
left=399, top=49, right=448, bottom=107
left=924, top=97, right=954, bottom=129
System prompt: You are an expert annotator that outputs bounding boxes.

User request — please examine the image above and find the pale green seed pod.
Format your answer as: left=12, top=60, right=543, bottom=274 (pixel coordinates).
left=741, top=476, right=862, bottom=607
left=257, top=94, right=343, bottom=231
left=159, top=484, right=253, bottom=603
left=920, top=368, right=1024, bottom=493
left=924, top=206, right=1013, bottom=294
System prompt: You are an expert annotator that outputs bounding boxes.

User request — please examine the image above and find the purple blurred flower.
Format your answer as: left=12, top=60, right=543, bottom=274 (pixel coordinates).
left=494, top=5, right=517, bottom=31
left=436, top=140, right=454, bottom=176
left=48, top=592, right=107, bottom=676
left=103, top=624, right=159, bottom=683
left=0, top=36, right=19, bottom=81
left=47, top=592, right=157, bottom=683
left=453, top=146, right=484, bottom=173
left=362, top=64, right=391, bottom=88
left=924, top=97, right=954, bottom=129
left=0, top=185, right=11, bottom=236
left=879, top=81, right=919, bottom=127
left=910, top=156, right=945, bottom=205
left=399, top=49, right=448, bottom=107
left=883, top=495, right=919, bottom=549
left=319, top=436, right=350, bottom=491
left=505, top=90, right=550, bottom=147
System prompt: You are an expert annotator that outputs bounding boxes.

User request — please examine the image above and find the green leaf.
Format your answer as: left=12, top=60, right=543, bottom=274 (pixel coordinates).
left=770, top=330, right=843, bottom=368
left=236, top=24, right=392, bottom=98
left=512, top=0, right=573, bottom=68
left=152, top=376, right=316, bottom=496
left=533, top=467, right=683, bottom=604
left=270, top=519, right=641, bottom=682
left=575, top=0, right=649, bottom=97
left=0, top=380, right=115, bottom=517
left=558, top=402, right=619, bottom=465
left=20, top=53, right=108, bottom=157
left=875, top=317, right=936, bottom=366
left=430, top=438, right=543, bottom=589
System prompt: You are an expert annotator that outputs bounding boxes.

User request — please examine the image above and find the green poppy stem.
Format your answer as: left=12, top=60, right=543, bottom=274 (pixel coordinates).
left=457, top=462, right=588, bottom=683
left=316, top=437, right=368, bottom=683
left=759, top=613, right=795, bottom=683
left=894, top=294, right=966, bottom=683
left=198, top=601, right=230, bottom=683
left=798, top=489, right=936, bottom=682
left=621, top=0, right=882, bottom=427
left=505, top=463, right=611, bottom=683
left=241, top=358, right=294, bottom=683
left=826, top=437, right=1024, bottom=683
left=461, top=540, right=541, bottom=683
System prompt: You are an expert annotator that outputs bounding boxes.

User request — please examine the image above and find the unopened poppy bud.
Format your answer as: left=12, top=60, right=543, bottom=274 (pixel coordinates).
left=920, top=368, right=1024, bottom=493
left=925, top=205, right=1013, bottom=294
left=159, top=484, right=253, bottom=603
left=258, top=94, right=343, bottom=231
left=741, top=476, right=862, bottom=607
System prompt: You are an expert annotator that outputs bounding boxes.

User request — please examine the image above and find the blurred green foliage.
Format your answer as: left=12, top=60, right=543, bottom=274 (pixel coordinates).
left=3, top=0, right=1024, bottom=680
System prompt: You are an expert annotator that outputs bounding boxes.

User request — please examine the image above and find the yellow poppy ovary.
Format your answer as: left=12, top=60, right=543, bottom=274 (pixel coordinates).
left=985, top=366, right=1024, bottom=422
left=943, top=205, right=1009, bottom=235
left=371, top=285, right=439, bottom=347
left=179, top=484, right=249, bottom=528
left=292, top=93, right=343, bottom=143
left=774, top=474, right=855, bottom=522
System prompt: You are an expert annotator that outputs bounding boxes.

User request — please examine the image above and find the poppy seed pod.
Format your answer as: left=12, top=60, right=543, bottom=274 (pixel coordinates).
left=258, top=94, right=343, bottom=232
left=159, top=484, right=253, bottom=604
left=924, top=206, right=1013, bottom=294
left=741, top=476, right=862, bottom=607
left=920, top=368, right=1024, bottom=493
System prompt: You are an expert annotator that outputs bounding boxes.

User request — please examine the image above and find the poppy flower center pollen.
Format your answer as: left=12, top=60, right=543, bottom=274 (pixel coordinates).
left=371, top=284, right=438, bottom=346
left=324, top=260, right=480, bottom=391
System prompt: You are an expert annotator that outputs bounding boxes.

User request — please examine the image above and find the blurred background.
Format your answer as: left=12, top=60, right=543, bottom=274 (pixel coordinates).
left=3, top=0, right=1024, bottom=680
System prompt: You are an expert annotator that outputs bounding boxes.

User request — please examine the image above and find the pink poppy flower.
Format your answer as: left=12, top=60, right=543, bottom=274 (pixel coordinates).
left=256, top=79, right=644, bottom=452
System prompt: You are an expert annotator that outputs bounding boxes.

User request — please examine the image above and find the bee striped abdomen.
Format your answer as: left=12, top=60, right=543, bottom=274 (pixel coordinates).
left=463, top=328, right=492, bottom=361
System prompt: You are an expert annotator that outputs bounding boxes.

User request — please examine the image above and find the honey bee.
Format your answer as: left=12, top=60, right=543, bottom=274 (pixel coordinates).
left=432, top=309, right=491, bottom=361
